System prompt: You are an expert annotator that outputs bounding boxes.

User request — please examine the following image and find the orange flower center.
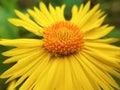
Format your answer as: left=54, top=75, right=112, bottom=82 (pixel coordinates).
left=43, top=21, right=84, bottom=56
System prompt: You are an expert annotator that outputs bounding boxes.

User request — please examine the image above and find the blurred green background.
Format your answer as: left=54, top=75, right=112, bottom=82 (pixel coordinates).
left=0, top=0, right=120, bottom=89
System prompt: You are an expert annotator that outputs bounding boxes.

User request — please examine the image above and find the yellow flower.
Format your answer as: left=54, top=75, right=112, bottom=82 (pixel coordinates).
left=0, top=1, right=120, bottom=90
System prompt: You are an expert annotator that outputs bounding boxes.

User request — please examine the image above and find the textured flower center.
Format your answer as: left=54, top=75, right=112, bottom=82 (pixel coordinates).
left=43, top=21, right=84, bottom=56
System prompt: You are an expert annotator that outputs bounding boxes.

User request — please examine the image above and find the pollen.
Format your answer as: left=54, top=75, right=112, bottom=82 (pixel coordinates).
left=43, top=21, right=84, bottom=56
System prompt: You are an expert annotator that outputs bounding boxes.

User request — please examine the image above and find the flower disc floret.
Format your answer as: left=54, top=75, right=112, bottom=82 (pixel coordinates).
left=43, top=21, right=84, bottom=56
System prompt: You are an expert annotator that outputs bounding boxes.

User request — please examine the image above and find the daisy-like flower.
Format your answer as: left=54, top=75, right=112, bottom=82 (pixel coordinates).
left=0, top=1, right=120, bottom=90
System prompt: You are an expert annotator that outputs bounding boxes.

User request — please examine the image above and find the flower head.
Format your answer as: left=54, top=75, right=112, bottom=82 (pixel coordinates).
left=0, top=1, right=120, bottom=90
left=43, top=21, right=84, bottom=56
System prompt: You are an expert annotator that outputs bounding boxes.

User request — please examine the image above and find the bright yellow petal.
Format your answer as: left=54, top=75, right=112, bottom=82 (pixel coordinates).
left=76, top=53, right=117, bottom=89
left=39, top=2, right=55, bottom=23
left=70, top=54, right=96, bottom=89
left=80, top=15, right=106, bottom=32
left=86, top=38, right=119, bottom=43
left=83, top=46, right=120, bottom=68
left=84, top=41, right=120, bottom=57
left=76, top=1, right=91, bottom=23
left=27, top=8, right=50, bottom=27
left=7, top=80, right=16, bottom=90
left=49, top=4, right=66, bottom=22
left=3, top=48, right=41, bottom=64
left=0, top=39, right=43, bottom=47
left=8, top=18, right=43, bottom=36
left=49, top=4, right=57, bottom=21
left=3, top=47, right=42, bottom=64
left=71, top=5, right=78, bottom=18
left=19, top=53, right=51, bottom=90
left=2, top=47, right=39, bottom=56
left=70, top=1, right=106, bottom=33
left=14, top=51, right=49, bottom=87
left=80, top=51, right=120, bottom=79
left=64, top=57, right=75, bottom=90
left=14, top=10, right=29, bottom=20
left=78, top=10, right=104, bottom=32
left=1, top=49, right=43, bottom=78
left=55, top=5, right=66, bottom=21
left=33, top=58, right=60, bottom=90
left=70, top=3, right=83, bottom=23
left=80, top=52, right=120, bottom=89
left=78, top=4, right=100, bottom=27
left=85, top=25, right=114, bottom=39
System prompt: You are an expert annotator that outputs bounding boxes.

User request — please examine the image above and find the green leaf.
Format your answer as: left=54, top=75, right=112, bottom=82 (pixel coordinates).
left=0, top=7, right=19, bottom=38
left=106, top=28, right=120, bottom=46
left=107, top=28, right=120, bottom=38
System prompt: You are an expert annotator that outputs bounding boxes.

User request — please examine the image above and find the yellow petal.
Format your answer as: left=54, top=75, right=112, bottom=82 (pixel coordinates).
left=7, top=80, right=16, bottom=90
left=78, top=4, right=100, bottom=27
left=48, top=4, right=66, bottom=22
left=70, top=54, right=95, bottom=89
left=80, top=51, right=120, bottom=79
left=55, top=5, right=66, bottom=21
left=79, top=52, right=120, bottom=89
left=81, top=15, right=107, bottom=32
left=83, top=46, right=120, bottom=68
left=19, top=53, right=51, bottom=90
left=8, top=18, right=43, bottom=36
left=64, top=57, right=75, bottom=90
left=39, top=2, right=55, bottom=24
left=71, top=5, right=78, bottom=18
left=85, top=25, right=114, bottom=39
left=76, top=53, right=116, bottom=89
left=49, top=4, right=57, bottom=21
left=27, top=8, right=49, bottom=27
left=0, top=39, right=43, bottom=47
left=1, top=49, right=43, bottom=78
left=84, top=41, right=120, bottom=58
left=2, top=47, right=39, bottom=56
left=33, top=57, right=59, bottom=90
left=5, top=50, right=46, bottom=85
left=78, top=10, right=104, bottom=31
left=86, top=38, right=119, bottom=43
left=3, top=48, right=42, bottom=63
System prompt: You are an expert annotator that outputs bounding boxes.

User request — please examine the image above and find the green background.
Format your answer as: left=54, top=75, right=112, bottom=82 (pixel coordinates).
left=0, top=0, right=120, bottom=89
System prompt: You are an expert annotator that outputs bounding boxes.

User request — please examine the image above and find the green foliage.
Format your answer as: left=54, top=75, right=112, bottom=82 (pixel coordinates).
left=0, top=0, right=19, bottom=39
left=106, top=28, right=120, bottom=46
left=0, top=7, right=19, bottom=38
left=107, top=28, right=120, bottom=38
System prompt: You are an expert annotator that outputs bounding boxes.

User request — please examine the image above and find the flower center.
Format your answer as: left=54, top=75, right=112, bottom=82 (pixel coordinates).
left=43, top=21, right=84, bottom=56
